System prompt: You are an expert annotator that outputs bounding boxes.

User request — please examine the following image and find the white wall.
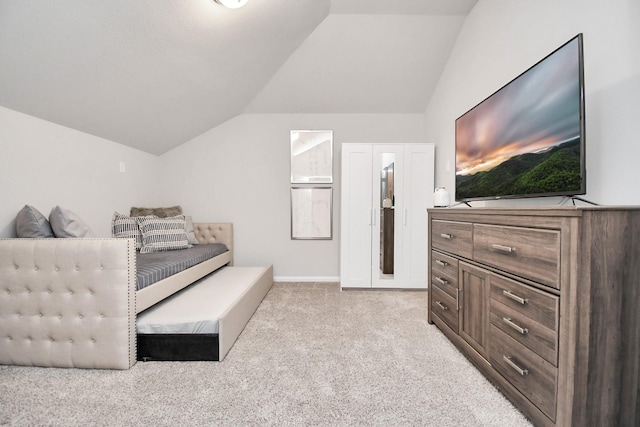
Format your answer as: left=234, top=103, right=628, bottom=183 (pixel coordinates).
left=425, top=0, right=640, bottom=206
left=0, top=106, right=161, bottom=237
left=159, top=113, right=427, bottom=280
left=0, top=107, right=427, bottom=281
left=7, top=0, right=637, bottom=278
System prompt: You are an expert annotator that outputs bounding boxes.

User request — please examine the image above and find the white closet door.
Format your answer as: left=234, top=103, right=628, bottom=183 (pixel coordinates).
left=340, top=144, right=373, bottom=288
left=402, top=144, right=435, bottom=288
left=371, top=144, right=404, bottom=288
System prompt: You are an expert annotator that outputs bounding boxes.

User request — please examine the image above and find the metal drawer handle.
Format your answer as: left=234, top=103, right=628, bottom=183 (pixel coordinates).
left=492, top=243, right=516, bottom=253
left=503, top=317, right=529, bottom=335
left=503, top=290, right=528, bottom=305
left=440, top=233, right=453, bottom=239
left=435, top=259, right=448, bottom=267
left=435, top=301, right=448, bottom=311
left=435, top=276, right=448, bottom=285
left=503, top=356, right=529, bottom=376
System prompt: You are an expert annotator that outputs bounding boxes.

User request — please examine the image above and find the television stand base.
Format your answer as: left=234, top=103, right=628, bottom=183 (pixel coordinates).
left=446, top=201, right=472, bottom=208
left=565, top=196, right=599, bottom=206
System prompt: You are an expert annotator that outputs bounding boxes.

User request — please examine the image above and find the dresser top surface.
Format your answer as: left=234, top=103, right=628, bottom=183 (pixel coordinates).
left=428, top=205, right=640, bottom=218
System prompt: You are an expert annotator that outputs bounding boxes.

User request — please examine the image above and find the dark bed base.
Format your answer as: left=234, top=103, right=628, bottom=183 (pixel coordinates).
left=137, top=334, right=220, bottom=362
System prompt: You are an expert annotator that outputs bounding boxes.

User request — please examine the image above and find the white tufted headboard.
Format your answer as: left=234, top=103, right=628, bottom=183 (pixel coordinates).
left=0, top=238, right=136, bottom=369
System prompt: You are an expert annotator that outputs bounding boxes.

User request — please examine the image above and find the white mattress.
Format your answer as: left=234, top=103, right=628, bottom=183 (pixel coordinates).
left=136, top=267, right=268, bottom=334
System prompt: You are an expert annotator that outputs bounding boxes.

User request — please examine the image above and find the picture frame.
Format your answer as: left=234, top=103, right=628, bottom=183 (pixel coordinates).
left=291, top=187, right=333, bottom=240
left=290, top=130, right=333, bottom=184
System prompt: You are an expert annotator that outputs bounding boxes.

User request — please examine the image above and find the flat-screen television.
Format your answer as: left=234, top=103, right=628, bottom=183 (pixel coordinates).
left=455, top=34, right=585, bottom=202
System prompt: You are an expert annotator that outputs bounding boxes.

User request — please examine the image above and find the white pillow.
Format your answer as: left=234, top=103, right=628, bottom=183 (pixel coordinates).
left=49, top=206, right=96, bottom=238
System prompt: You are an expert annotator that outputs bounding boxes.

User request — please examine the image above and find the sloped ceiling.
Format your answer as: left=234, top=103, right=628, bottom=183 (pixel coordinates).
left=0, top=0, right=476, bottom=155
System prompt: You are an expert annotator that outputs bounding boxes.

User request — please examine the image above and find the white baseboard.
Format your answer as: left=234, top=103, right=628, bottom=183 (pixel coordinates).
left=274, top=276, right=340, bottom=283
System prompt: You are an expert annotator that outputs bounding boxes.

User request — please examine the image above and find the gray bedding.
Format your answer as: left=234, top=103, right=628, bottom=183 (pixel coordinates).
left=135, top=243, right=228, bottom=291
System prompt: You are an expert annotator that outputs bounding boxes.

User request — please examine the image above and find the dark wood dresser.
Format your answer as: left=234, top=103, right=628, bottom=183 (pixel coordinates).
left=427, top=206, right=640, bottom=426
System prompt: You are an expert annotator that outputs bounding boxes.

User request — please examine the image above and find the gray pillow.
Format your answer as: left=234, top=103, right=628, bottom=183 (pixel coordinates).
left=185, top=215, right=199, bottom=245
left=16, top=205, right=55, bottom=238
left=49, top=206, right=96, bottom=238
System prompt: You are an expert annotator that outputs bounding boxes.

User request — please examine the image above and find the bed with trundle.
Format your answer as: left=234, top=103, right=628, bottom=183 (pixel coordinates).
left=0, top=205, right=273, bottom=369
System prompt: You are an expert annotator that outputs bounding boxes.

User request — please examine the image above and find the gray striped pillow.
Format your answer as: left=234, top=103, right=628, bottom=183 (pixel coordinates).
left=136, top=215, right=192, bottom=254
left=112, top=211, right=143, bottom=250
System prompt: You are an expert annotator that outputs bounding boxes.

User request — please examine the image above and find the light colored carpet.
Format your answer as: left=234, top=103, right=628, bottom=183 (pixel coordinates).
left=0, top=282, right=532, bottom=426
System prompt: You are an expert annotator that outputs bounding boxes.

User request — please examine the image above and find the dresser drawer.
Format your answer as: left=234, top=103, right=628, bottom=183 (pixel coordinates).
left=432, top=220, right=473, bottom=259
left=490, top=325, right=558, bottom=421
left=491, top=297, right=558, bottom=365
left=490, top=274, right=559, bottom=332
left=474, top=224, right=560, bottom=288
left=431, top=284, right=459, bottom=333
left=431, top=251, right=458, bottom=299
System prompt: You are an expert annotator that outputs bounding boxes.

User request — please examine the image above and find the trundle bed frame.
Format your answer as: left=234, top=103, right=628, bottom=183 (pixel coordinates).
left=0, top=222, right=273, bottom=369
left=137, top=265, right=273, bottom=362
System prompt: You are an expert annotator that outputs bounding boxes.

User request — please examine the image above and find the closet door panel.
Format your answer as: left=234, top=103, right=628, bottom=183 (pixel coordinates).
left=371, top=145, right=404, bottom=288
left=402, top=144, right=435, bottom=288
left=340, top=144, right=373, bottom=287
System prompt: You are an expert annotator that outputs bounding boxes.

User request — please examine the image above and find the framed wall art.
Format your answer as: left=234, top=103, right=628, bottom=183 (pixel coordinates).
left=290, top=187, right=333, bottom=240
left=290, top=130, right=333, bottom=184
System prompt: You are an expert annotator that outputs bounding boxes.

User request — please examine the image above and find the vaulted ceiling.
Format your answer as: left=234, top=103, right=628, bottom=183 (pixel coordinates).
left=0, top=0, right=477, bottom=154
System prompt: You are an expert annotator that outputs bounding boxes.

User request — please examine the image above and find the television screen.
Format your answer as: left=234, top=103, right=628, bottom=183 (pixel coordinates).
left=455, top=34, right=585, bottom=202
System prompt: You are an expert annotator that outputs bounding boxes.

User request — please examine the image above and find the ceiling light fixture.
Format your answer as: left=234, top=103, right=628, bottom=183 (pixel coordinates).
left=215, top=0, right=248, bottom=9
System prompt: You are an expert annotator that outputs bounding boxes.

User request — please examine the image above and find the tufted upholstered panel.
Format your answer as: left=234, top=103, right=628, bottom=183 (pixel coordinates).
left=0, top=238, right=136, bottom=369
left=193, top=223, right=233, bottom=265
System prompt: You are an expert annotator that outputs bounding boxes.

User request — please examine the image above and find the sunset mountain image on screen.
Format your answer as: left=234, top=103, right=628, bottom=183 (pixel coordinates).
left=455, top=35, right=585, bottom=201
